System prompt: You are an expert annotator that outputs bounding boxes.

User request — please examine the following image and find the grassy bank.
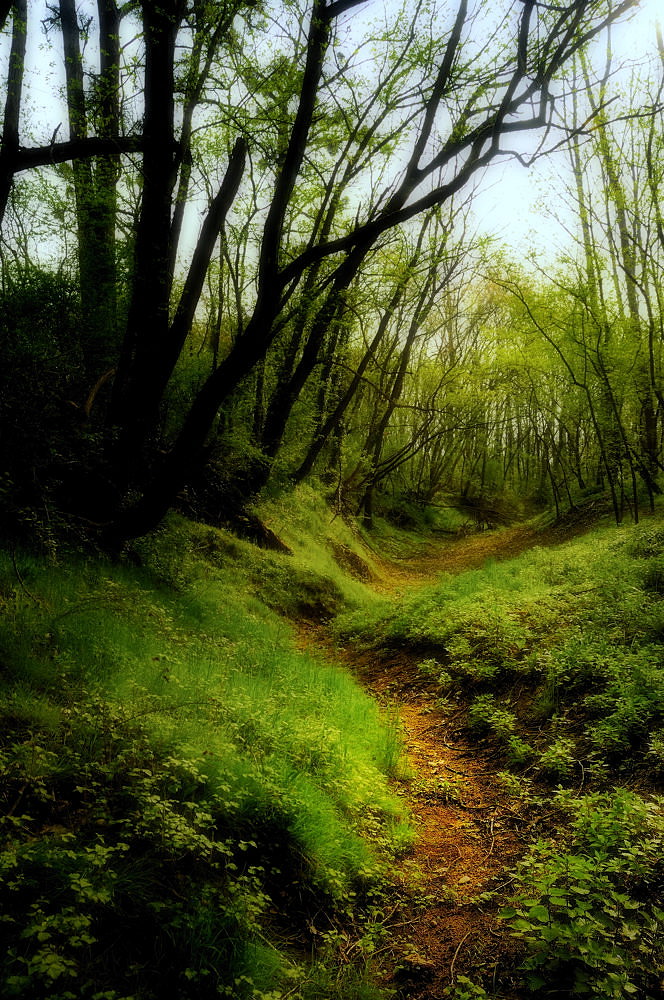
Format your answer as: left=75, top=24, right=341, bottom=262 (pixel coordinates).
left=337, top=519, right=664, bottom=783
left=336, top=518, right=664, bottom=998
left=0, top=492, right=410, bottom=1000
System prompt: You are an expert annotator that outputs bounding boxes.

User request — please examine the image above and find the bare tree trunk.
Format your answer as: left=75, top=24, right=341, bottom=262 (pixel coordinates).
left=0, top=0, right=27, bottom=227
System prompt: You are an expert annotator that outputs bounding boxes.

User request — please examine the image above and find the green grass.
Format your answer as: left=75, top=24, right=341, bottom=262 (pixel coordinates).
left=0, top=505, right=409, bottom=1000
left=7, top=498, right=664, bottom=1000
left=336, top=520, right=664, bottom=781
left=256, top=484, right=384, bottom=608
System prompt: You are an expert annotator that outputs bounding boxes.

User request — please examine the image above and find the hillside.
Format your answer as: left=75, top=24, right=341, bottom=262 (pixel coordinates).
left=1, top=495, right=663, bottom=999
left=333, top=513, right=664, bottom=998
left=0, top=491, right=409, bottom=1000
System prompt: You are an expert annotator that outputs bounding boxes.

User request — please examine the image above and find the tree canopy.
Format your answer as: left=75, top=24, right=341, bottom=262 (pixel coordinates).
left=1, top=0, right=660, bottom=545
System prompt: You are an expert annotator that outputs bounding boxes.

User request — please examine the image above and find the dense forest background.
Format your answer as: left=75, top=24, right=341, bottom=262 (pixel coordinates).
left=1, top=0, right=662, bottom=546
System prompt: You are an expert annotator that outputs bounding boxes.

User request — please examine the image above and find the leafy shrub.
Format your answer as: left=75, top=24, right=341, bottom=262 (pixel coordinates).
left=467, top=694, right=517, bottom=740
left=583, top=650, right=664, bottom=763
left=499, top=790, right=664, bottom=998
left=536, top=736, right=577, bottom=783
left=621, top=526, right=664, bottom=558
left=417, top=658, right=453, bottom=688
left=0, top=525, right=409, bottom=999
left=505, top=735, right=535, bottom=768
left=641, top=556, right=664, bottom=594
left=646, top=729, right=664, bottom=775
left=410, top=775, right=464, bottom=805
left=0, top=708, right=282, bottom=1000
left=445, top=975, right=492, bottom=998
left=495, top=770, right=536, bottom=801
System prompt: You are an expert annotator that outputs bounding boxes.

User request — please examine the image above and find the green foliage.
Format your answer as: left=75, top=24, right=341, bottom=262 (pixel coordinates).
left=536, top=736, right=577, bottom=783
left=409, top=774, right=464, bottom=806
left=499, top=790, right=664, bottom=998
left=337, top=552, right=552, bottom=687
left=0, top=508, right=408, bottom=999
left=377, top=494, right=444, bottom=532
left=257, top=485, right=382, bottom=610
left=495, top=770, right=536, bottom=801
left=0, top=266, right=87, bottom=545
left=467, top=694, right=517, bottom=740
left=646, top=729, right=664, bottom=775
left=0, top=704, right=284, bottom=1000
left=621, top=525, right=664, bottom=558
left=640, top=555, right=664, bottom=594
left=339, top=520, right=664, bottom=782
left=417, top=657, right=453, bottom=688
left=444, top=976, right=491, bottom=998
left=505, top=735, right=536, bottom=768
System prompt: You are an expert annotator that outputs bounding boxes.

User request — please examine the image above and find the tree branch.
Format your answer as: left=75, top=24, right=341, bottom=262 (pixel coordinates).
left=14, top=135, right=144, bottom=171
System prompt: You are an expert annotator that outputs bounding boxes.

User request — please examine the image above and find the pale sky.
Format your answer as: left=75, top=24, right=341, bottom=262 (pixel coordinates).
left=469, top=0, right=661, bottom=265
left=2, top=0, right=659, bottom=271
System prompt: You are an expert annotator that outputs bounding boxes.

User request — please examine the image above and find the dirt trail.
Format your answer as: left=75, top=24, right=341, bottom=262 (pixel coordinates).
left=369, top=523, right=550, bottom=593
left=325, top=525, right=569, bottom=996
left=352, top=648, right=526, bottom=999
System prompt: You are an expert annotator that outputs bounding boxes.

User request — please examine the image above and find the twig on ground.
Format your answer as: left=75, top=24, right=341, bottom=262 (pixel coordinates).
left=450, top=930, right=471, bottom=982
left=480, top=816, right=496, bottom=861
left=441, top=737, right=466, bottom=750
left=576, top=760, right=586, bottom=793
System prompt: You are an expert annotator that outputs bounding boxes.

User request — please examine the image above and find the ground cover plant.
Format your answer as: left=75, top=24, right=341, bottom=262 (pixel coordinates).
left=0, top=500, right=410, bottom=1000
left=498, top=789, right=664, bottom=999
left=336, top=519, right=664, bottom=781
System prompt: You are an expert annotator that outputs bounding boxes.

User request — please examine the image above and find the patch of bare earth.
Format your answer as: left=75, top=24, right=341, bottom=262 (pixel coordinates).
left=352, top=648, right=527, bottom=999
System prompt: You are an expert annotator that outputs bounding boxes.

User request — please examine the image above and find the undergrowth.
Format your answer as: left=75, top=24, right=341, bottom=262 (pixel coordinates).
left=336, top=516, right=664, bottom=997
left=0, top=499, right=408, bottom=1000
left=497, top=789, right=664, bottom=998
left=336, top=520, right=664, bottom=782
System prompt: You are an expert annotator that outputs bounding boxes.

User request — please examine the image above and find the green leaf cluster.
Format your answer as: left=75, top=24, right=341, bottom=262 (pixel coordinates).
left=499, top=790, right=664, bottom=998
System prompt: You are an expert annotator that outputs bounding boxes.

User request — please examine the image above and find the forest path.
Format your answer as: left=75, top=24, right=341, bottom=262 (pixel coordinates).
left=346, top=526, right=545, bottom=997
left=304, top=522, right=579, bottom=997
left=368, top=521, right=565, bottom=593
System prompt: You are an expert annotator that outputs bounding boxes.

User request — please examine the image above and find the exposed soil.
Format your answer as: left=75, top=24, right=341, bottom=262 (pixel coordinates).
left=350, top=647, right=528, bottom=999
left=305, top=523, right=583, bottom=998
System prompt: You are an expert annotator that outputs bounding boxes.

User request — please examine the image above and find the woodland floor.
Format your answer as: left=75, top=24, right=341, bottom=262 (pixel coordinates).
left=304, top=523, right=584, bottom=999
